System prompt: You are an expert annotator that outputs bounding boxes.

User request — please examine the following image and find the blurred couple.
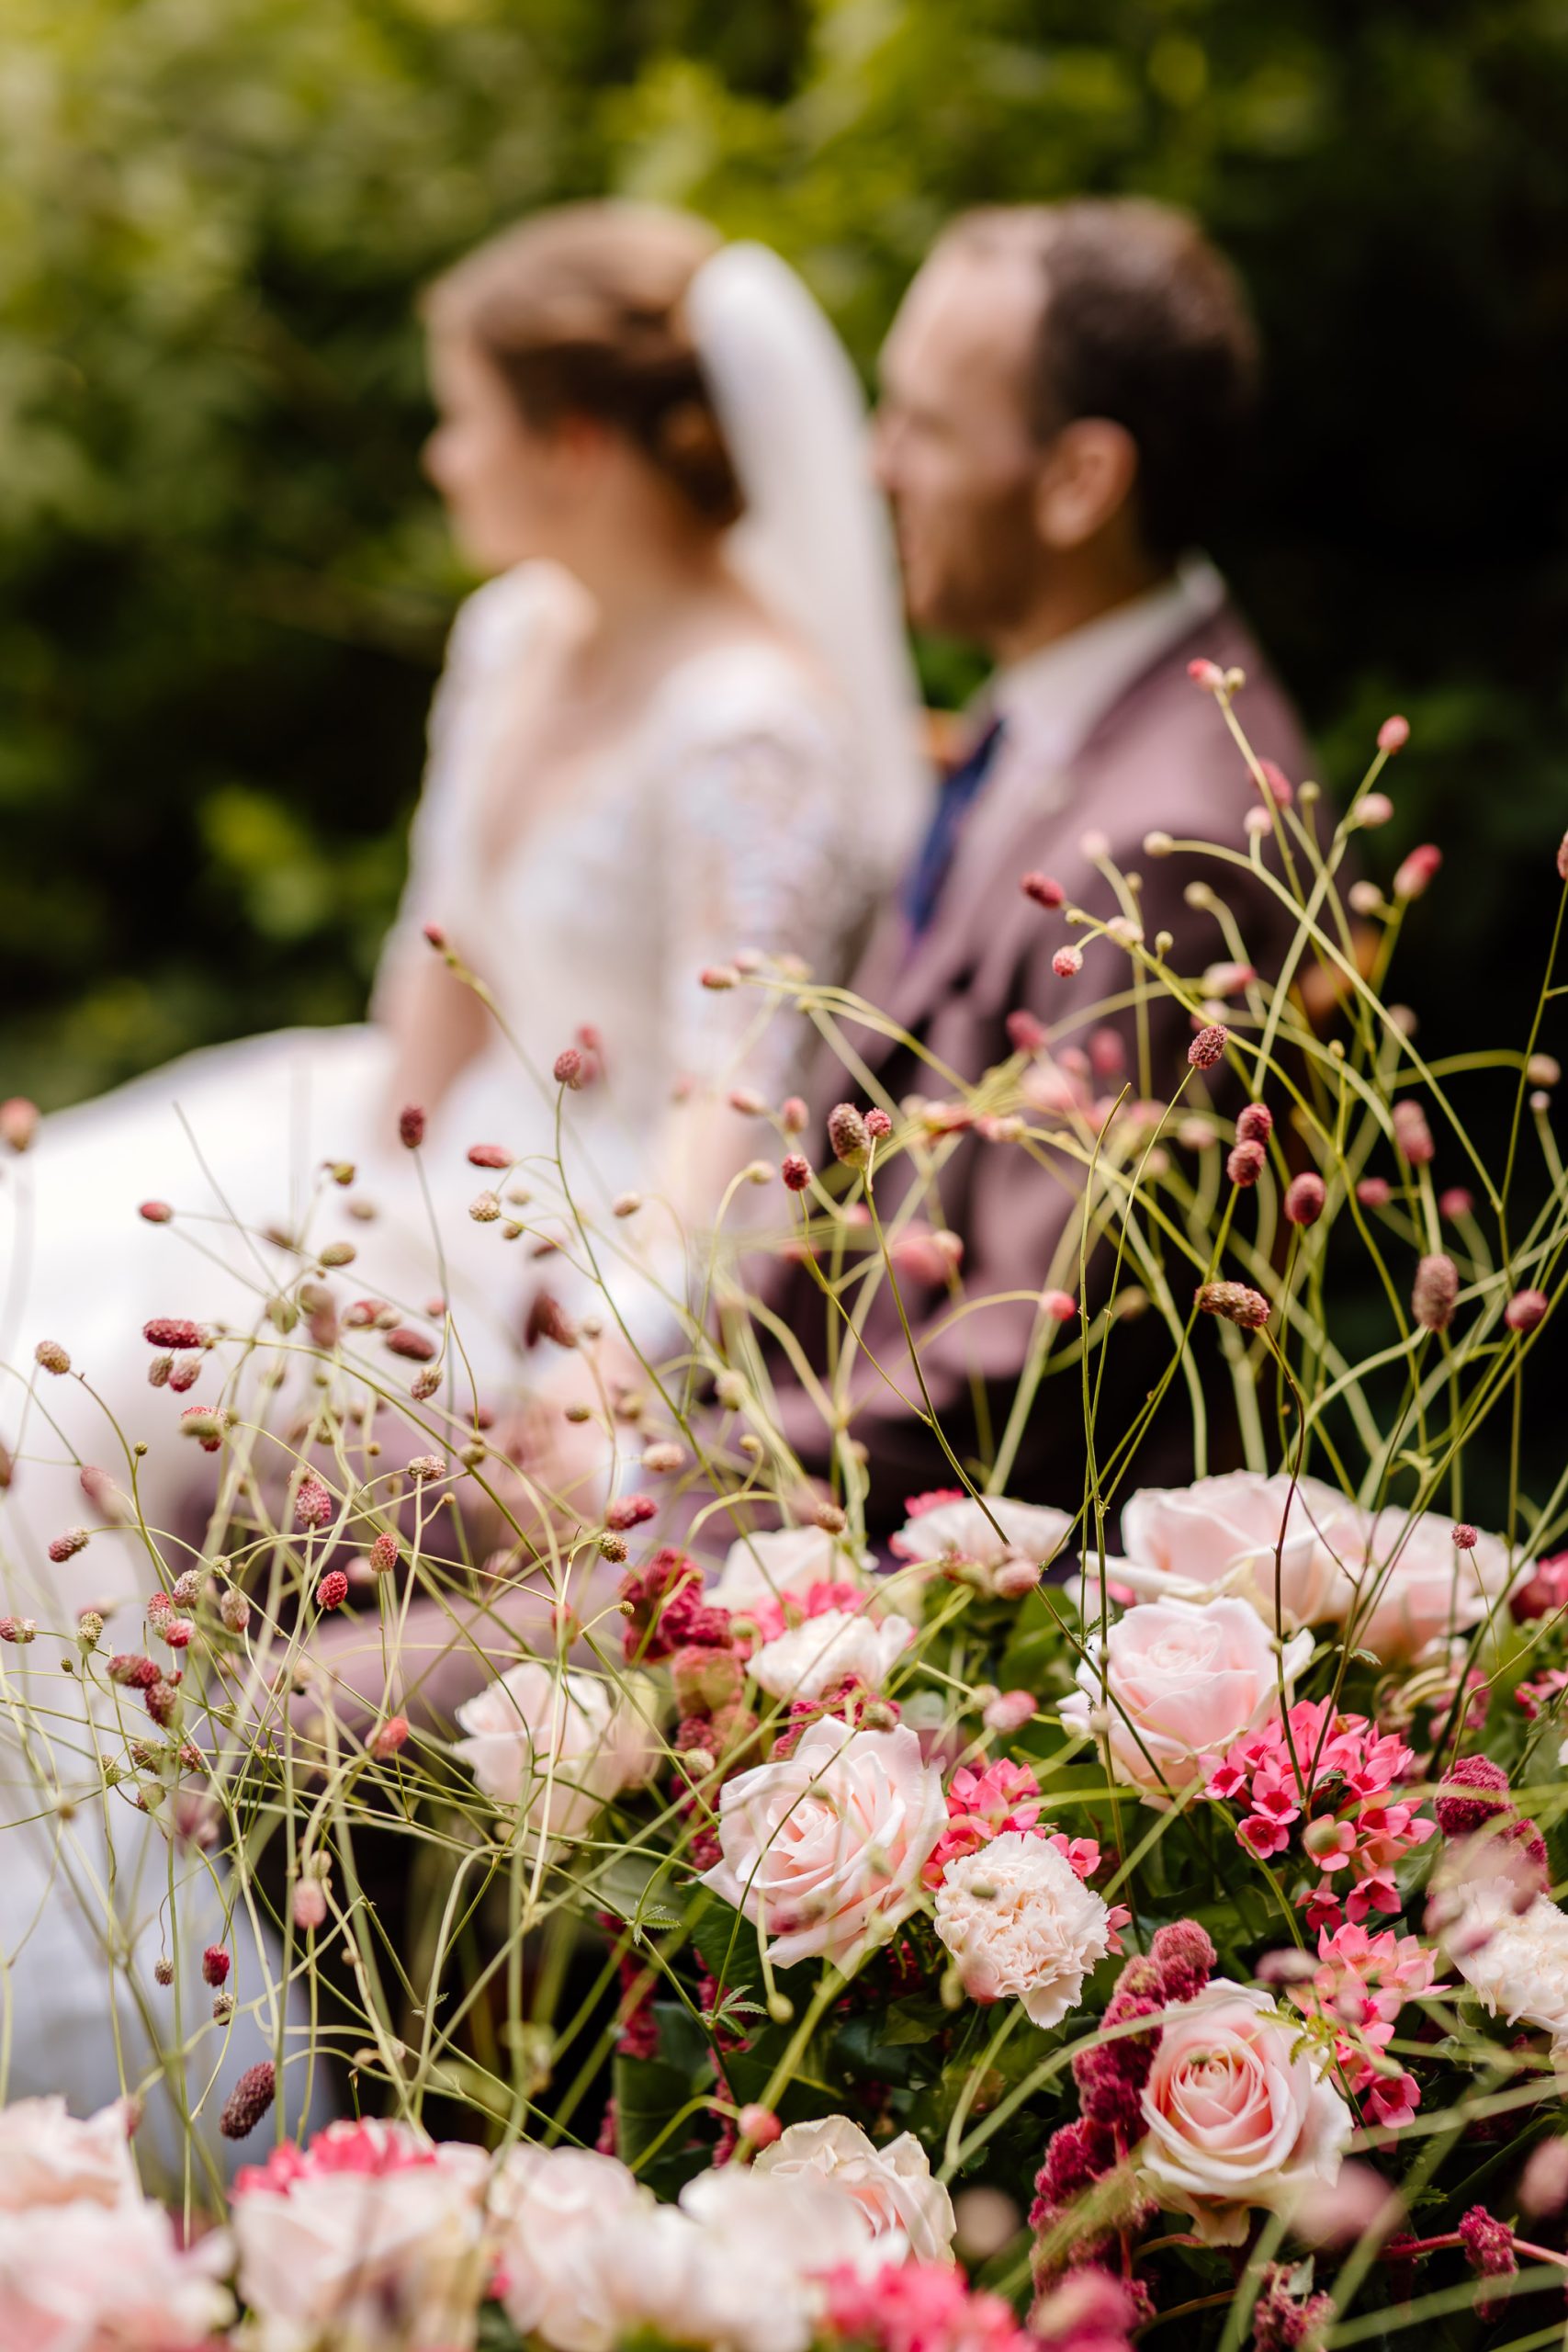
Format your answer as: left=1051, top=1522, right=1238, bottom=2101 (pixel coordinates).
left=0, top=192, right=1307, bottom=2141
left=6, top=195, right=1303, bottom=1592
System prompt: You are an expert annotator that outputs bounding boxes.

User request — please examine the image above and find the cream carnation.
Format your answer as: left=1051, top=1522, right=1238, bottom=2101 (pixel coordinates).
left=1106, top=1471, right=1362, bottom=1630
left=702, top=1717, right=946, bottom=1969
left=592, top=2165, right=874, bottom=2352
left=891, top=1496, right=1072, bottom=1594
left=932, top=1830, right=1112, bottom=2027
left=0, top=2095, right=139, bottom=2211
left=753, top=2115, right=955, bottom=2262
left=1447, top=1888, right=1568, bottom=2062
left=1060, top=1595, right=1313, bottom=1798
left=0, top=2195, right=233, bottom=2349
left=490, top=2143, right=649, bottom=2352
left=231, top=2120, right=491, bottom=2352
left=1344, top=1509, right=1517, bottom=1662
left=713, top=1526, right=874, bottom=1612
left=453, top=1660, right=652, bottom=1849
left=750, top=1608, right=914, bottom=1702
left=1139, top=1980, right=1353, bottom=2245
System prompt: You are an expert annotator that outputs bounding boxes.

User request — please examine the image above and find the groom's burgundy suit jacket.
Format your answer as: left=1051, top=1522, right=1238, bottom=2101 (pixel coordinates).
left=761, top=599, right=1310, bottom=1532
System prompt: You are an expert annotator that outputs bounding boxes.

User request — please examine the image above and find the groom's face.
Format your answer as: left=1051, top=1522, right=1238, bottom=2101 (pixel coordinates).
left=873, top=246, right=1049, bottom=648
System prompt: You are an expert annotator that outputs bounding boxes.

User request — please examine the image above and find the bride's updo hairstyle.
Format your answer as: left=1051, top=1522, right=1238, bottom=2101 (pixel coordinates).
left=426, top=203, right=744, bottom=527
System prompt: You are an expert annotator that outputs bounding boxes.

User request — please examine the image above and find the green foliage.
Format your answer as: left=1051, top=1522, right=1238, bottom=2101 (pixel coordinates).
left=5, top=0, right=1567, bottom=1102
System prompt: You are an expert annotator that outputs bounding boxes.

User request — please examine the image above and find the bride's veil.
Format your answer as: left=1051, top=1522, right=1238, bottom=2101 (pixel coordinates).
left=685, top=241, right=931, bottom=882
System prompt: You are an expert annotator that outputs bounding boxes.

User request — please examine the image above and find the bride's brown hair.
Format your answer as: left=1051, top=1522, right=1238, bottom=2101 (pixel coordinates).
left=425, top=202, right=744, bottom=526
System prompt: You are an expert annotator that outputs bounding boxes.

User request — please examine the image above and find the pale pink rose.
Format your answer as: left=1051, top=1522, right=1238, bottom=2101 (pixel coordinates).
left=1107, top=1471, right=1363, bottom=1630
left=593, top=2167, right=874, bottom=2352
left=1343, top=1510, right=1517, bottom=1662
left=890, top=1496, right=1073, bottom=1597
left=712, top=1527, right=874, bottom=1613
left=703, top=1718, right=946, bottom=1968
left=753, top=2116, right=954, bottom=2261
left=1060, top=1596, right=1313, bottom=1798
left=1139, top=1980, right=1353, bottom=2244
left=453, top=1660, right=653, bottom=1848
left=0, top=2096, right=139, bottom=2211
left=491, top=2144, right=649, bottom=2352
left=932, top=1831, right=1111, bottom=2028
left=231, top=2118, right=490, bottom=2352
left=0, top=2195, right=233, bottom=2348
left=750, top=1608, right=914, bottom=1702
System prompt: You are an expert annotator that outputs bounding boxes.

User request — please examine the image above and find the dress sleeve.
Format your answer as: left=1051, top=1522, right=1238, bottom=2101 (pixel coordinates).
left=370, top=563, right=579, bottom=1019
left=656, top=699, right=863, bottom=1104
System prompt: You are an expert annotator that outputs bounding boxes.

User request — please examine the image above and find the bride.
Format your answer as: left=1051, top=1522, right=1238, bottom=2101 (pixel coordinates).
left=0, top=204, right=922, bottom=2130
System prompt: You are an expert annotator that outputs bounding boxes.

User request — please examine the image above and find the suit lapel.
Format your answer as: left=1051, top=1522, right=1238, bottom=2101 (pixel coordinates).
left=863, top=603, right=1255, bottom=1054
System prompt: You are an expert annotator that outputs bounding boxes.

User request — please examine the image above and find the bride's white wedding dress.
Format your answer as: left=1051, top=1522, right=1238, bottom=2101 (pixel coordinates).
left=0, top=241, right=926, bottom=2143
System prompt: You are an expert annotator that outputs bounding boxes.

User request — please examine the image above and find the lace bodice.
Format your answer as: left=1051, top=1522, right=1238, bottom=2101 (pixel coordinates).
left=377, top=560, right=875, bottom=1202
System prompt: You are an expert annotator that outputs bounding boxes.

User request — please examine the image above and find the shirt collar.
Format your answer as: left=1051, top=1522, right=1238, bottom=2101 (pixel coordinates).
left=988, top=556, right=1227, bottom=767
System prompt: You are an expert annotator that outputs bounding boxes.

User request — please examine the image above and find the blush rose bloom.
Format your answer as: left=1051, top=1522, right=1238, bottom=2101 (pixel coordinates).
left=702, top=1718, right=946, bottom=1969
left=593, top=2166, right=875, bottom=2352
left=0, top=2096, right=139, bottom=2211
left=1059, top=1596, right=1313, bottom=1799
left=1343, top=1510, right=1517, bottom=1663
left=1446, top=1886, right=1568, bottom=2066
left=713, top=1527, right=874, bottom=1612
left=490, top=2144, right=649, bottom=2352
left=231, top=2120, right=491, bottom=2352
left=932, top=1831, right=1112, bottom=2027
left=0, top=2196, right=233, bottom=2349
left=453, top=1661, right=654, bottom=1849
left=1105, top=1471, right=1363, bottom=1631
left=750, top=1609, right=914, bottom=1703
left=753, top=2117, right=955, bottom=2262
left=1139, top=1980, right=1353, bottom=2245
left=890, top=1497, right=1073, bottom=1595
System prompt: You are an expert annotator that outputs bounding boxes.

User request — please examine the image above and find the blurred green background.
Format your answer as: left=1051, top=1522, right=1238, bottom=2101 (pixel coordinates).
left=4, top=0, right=1567, bottom=1111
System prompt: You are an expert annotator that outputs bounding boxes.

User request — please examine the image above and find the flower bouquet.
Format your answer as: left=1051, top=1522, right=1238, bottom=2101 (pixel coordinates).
left=3, top=695, right=1568, bottom=2352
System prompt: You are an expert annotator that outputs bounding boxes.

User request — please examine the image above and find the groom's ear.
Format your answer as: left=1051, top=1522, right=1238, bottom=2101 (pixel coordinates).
left=1031, top=417, right=1141, bottom=552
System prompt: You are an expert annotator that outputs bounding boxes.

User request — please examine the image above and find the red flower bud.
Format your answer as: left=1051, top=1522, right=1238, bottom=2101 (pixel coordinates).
left=398, top=1103, right=425, bottom=1148
left=1021, top=871, right=1065, bottom=909
left=315, top=1569, right=349, bottom=1611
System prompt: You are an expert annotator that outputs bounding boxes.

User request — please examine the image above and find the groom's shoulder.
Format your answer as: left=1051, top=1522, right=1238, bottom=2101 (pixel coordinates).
left=1076, top=599, right=1308, bottom=831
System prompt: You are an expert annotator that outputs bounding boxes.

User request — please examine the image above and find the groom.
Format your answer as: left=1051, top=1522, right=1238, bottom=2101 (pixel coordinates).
left=759, top=198, right=1308, bottom=1524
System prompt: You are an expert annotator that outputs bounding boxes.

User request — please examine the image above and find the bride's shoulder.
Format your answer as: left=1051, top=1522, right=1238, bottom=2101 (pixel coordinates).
left=441, top=560, right=592, bottom=678
left=647, top=628, right=850, bottom=763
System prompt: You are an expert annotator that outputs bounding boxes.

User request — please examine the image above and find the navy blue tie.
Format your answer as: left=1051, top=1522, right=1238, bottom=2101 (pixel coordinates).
left=902, top=716, right=1005, bottom=938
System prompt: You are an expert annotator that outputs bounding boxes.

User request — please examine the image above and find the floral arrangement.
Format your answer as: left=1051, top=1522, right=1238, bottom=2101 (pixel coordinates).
left=3, top=692, right=1568, bottom=2352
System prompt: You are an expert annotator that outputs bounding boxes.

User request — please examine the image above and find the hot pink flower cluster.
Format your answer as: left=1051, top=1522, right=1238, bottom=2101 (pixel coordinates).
left=234, top=2116, right=441, bottom=2196
left=1204, top=1700, right=1434, bottom=1929
left=746, top=1577, right=874, bottom=1647
left=1289, top=1922, right=1445, bottom=2127
left=821, top=2256, right=1136, bottom=2352
left=922, top=1761, right=1131, bottom=1947
left=1514, top=1666, right=1568, bottom=1722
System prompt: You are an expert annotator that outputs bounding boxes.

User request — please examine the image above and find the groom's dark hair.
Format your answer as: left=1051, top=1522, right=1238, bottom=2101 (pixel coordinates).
left=944, top=199, right=1258, bottom=561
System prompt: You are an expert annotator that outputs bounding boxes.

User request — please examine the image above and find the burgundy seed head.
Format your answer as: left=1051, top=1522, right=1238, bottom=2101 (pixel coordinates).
left=142, top=1318, right=202, bottom=1350
left=827, top=1102, right=870, bottom=1169
left=606, top=1494, right=657, bottom=1532
left=467, top=1142, right=511, bottom=1168
left=1412, top=1251, right=1460, bottom=1332
left=553, top=1046, right=584, bottom=1089
left=1452, top=1523, right=1478, bottom=1551
left=1196, top=1281, right=1270, bottom=1330
left=47, top=1529, right=89, bottom=1564
left=1392, top=1100, right=1435, bottom=1166
left=1188, top=1024, right=1228, bottom=1071
left=201, top=1944, right=230, bottom=1988
left=1357, top=1177, right=1391, bottom=1209
left=1285, top=1172, right=1325, bottom=1227
left=398, top=1103, right=425, bottom=1148
left=1505, top=1287, right=1549, bottom=1333
left=1235, top=1102, right=1273, bottom=1145
left=781, top=1154, right=811, bottom=1193
left=864, top=1107, right=893, bottom=1139
left=1226, top=1139, right=1267, bottom=1189
left=1434, top=1755, right=1512, bottom=1838
left=294, top=1477, right=333, bottom=1531
left=220, top=2061, right=276, bottom=2140
left=1151, top=1917, right=1216, bottom=2004
left=368, top=1532, right=399, bottom=1575
left=315, top=1570, right=349, bottom=1612
left=385, top=1327, right=436, bottom=1363
left=1021, top=871, right=1065, bottom=909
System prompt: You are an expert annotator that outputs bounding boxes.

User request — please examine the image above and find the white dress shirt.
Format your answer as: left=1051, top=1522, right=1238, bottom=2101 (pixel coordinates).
left=957, top=557, right=1227, bottom=879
